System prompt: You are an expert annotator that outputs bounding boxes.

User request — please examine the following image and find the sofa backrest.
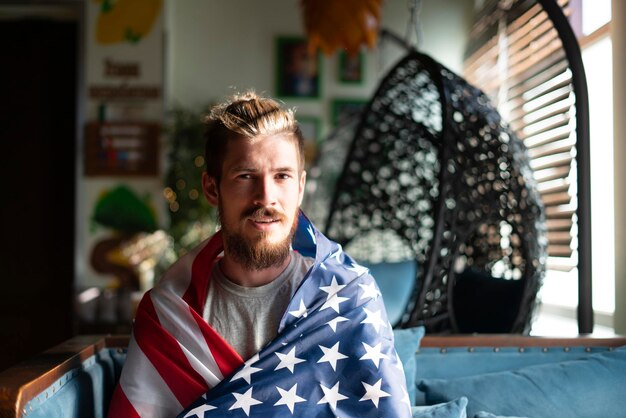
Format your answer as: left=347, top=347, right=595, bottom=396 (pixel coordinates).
left=412, top=335, right=626, bottom=406
left=416, top=335, right=626, bottom=380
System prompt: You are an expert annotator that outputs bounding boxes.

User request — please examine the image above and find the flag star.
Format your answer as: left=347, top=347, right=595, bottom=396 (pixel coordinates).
left=359, top=342, right=389, bottom=368
left=184, top=400, right=217, bottom=417
left=274, top=383, right=307, bottom=414
left=307, top=225, right=317, bottom=244
left=320, top=262, right=327, bottom=270
left=317, top=382, right=348, bottom=411
left=230, top=354, right=262, bottom=384
left=317, top=342, right=348, bottom=371
left=359, top=378, right=391, bottom=408
left=347, top=262, right=369, bottom=277
left=229, top=388, right=262, bottom=416
left=275, top=347, right=306, bottom=373
left=360, top=307, right=386, bottom=332
left=329, top=245, right=343, bottom=262
left=320, top=293, right=349, bottom=313
left=358, top=282, right=381, bottom=301
left=288, top=299, right=308, bottom=319
left=320, top=276, right=346, bottom=296
left=326, top=315, right=349, bottom=332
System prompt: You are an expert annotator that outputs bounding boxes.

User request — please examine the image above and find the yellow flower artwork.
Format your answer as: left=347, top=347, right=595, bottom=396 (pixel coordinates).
left=93, top=0, right=163, bottom=45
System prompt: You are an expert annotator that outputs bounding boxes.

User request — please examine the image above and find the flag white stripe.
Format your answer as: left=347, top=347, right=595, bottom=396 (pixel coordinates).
left=120, top=336, right=183, bottom=418
left=151, top=286, right=224, bottom=387
left=160, top=242, right=208, bottom=297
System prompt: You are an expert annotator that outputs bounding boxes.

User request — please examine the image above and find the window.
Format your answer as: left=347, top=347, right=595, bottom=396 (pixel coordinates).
left=462, top=0, right=614, bottom=334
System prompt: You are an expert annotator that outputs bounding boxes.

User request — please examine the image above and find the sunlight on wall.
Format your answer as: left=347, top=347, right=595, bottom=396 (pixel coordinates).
left=585, top=36, right=615, bottom=314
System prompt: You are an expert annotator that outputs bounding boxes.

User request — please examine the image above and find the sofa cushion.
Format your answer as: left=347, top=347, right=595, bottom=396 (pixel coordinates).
left=362, top=260, right=417, bottom=327
left=411, top=397, right=468, bottom=418
left=418, top=347, right=626, bottom=418
left=393, top=326, right=425, bottom=405
left=474, top=412, right=528, bottom=418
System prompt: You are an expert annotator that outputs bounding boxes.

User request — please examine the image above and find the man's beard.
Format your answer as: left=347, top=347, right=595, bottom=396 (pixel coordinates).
left=219, top=203, right=299, bottom=271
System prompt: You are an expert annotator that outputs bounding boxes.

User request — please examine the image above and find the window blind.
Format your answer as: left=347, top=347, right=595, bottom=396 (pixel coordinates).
left=463, top=0, right=577, bottom=272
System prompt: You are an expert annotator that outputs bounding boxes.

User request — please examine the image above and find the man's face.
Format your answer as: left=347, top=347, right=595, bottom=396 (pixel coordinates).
left=203, top=134, right=306, bottom=270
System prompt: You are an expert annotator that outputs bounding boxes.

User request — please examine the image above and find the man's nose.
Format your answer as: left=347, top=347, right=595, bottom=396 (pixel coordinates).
left=252, top=177, right=277, bottom=207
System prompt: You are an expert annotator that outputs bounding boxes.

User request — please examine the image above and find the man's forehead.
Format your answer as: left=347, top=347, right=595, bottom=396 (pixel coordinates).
left=223, top=134, right=300, bottom=161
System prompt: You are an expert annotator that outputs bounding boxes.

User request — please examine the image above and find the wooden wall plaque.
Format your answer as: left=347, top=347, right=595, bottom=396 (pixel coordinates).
left=84, top=122, right=160, bottom=176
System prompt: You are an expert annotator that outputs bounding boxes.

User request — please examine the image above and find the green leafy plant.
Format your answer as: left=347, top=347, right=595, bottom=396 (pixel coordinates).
left=164, top=103, right=217, bottom=255
left=92, top=184, right=158, bottom=234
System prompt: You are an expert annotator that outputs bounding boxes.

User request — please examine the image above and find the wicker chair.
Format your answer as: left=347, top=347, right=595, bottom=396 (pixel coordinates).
left=303, top=50, right=547, bottom=334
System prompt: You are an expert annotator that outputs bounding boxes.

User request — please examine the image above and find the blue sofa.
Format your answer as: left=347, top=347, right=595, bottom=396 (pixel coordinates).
left=1, top=332, right=624, bottom=418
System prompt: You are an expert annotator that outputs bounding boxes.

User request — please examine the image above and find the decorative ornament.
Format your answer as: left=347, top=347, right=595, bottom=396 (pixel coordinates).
left=300, top=0, right=383, bottom=56
left=90, top=184, right=170, bottom=291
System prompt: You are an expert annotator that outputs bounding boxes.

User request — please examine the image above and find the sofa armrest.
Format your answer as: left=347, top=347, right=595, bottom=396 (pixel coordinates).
left=0, top=335, right=129, bottom=418
left=421, top=334, right=626, bottom=348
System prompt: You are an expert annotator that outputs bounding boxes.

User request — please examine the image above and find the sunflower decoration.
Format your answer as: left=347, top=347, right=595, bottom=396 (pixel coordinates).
left=300, top=0, right=383, bottom=56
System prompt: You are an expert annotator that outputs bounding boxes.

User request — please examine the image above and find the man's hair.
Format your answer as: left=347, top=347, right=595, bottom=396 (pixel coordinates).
left=203, top=91, right=305, bottom=181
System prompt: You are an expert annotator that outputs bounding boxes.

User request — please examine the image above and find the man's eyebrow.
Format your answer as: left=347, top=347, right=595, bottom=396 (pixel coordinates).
left=228, top=166, right=297, bottom=173
left=274, top=166, right=297, bottom=173
left=229, top=166, right=258, bottom=173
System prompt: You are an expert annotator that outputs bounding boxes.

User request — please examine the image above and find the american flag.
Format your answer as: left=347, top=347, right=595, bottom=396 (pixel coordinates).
left=109, top=212, right=411, bottom=418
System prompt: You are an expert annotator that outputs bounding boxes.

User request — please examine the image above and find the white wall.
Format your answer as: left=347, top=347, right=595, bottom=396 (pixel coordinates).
left=612, top=0, right=626, bottom=334
left=165, top=0, right=473, bottom=137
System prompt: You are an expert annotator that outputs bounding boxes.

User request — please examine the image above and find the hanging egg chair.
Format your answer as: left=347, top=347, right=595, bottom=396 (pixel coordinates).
left=305, top=44, right=548, bottom=334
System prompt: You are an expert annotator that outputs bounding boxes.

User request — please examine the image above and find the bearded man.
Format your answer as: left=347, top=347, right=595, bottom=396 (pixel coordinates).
left=108, top=92, right=411, bottom=418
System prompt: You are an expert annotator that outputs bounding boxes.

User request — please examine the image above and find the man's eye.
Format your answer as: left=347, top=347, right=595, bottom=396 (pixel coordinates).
left=238, top=174, right=253, bottom=179
left=277, top=173, right=291, bottom=180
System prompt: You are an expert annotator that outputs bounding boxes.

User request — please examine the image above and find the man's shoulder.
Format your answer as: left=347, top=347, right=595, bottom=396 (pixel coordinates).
left=154, top=237, right=217, bottom=294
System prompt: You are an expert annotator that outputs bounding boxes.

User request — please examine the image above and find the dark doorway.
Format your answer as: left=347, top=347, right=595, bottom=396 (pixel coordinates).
left=0, top=15, right=78, bottom=371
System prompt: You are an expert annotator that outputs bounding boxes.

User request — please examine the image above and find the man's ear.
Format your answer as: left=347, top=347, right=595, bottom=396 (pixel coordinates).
left=202, top=172, right=219, bottom=207
left=297, top=169, right=307, bottom=207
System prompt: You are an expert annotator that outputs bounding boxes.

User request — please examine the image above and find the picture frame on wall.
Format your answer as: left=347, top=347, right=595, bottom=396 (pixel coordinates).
left=275, top=36, right=321, bottom=99
left=338, top=51, right=364, bottom=84
left=331, top=98, right=368, bottom=127
left=298, top=116, right=321, bottom=167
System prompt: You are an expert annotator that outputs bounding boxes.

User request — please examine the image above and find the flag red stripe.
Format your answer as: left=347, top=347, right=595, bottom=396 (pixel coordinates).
left=134, top=294, right=208, bottom=408
left=108, top=383, right=140, bottom=418
left=183, top=231, right=223, bottom=312
left=183, top=230, right=243, bottom=377
left=190, top=307, right=243, bottom=377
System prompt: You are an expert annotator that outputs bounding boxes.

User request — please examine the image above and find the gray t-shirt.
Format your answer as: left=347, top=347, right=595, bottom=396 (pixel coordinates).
left=202, top=251, right=314, bottom=360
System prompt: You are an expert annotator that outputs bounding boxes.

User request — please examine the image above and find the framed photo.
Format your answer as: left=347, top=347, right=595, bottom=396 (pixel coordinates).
left=298, top=116, right=321, bottom=167
left=275, top=36, right=321, bottom=99
left=338, top=51, right=364, bottom=84
left=331, top=98, right=368, bottom=127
